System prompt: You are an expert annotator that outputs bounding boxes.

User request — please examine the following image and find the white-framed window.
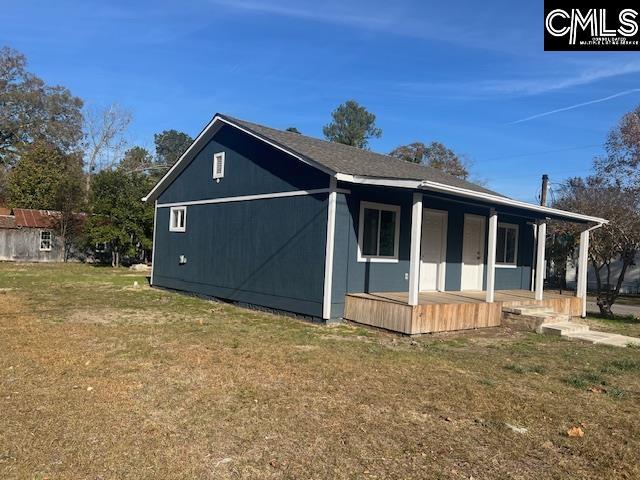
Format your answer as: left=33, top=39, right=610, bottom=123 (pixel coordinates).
left=213, top=151, right=225, bottom=180
left=496, top=222, right=518, bottom=267
left=357, top=201, right=401, bottom=263
left=169, top=206, right=187, bottom=232
left=40, top=230, right=52, bottom=251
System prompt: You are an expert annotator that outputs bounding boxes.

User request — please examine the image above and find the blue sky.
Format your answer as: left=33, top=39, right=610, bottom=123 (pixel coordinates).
left=4, top=0, right=640, bottom=202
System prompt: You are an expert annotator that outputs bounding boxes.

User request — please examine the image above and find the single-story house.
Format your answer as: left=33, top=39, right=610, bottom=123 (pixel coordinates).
left=143, top=114, right=607, bottom=334
left=0, top=208, right=64, bottom=262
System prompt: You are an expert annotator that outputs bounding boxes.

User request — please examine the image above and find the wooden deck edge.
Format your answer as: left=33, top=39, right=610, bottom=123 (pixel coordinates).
left=344, top=295, right=413, bottom=334
left=344, top=292, right=584, bottom=335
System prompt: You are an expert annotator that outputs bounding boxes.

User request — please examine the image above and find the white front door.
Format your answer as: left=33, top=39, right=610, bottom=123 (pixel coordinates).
left=420, top=209, right=448, bottom=291
left=461, top=214, right=486, bottom=291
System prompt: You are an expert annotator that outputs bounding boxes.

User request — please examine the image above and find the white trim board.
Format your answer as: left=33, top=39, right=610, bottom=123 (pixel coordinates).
left=150, top=200, right=158, bottom=286
left=322, top=177, right=338, bottom=319
left=156, top=188, right=350, bottom=208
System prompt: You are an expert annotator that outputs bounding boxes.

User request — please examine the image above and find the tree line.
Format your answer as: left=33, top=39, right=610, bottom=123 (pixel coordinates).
left=0, top=46, right=194, bottom=266
left=0, top=46, right=473, bottom=267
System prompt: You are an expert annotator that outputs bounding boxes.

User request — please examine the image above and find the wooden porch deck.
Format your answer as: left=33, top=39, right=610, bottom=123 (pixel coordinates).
left=344, top=290, right=582, bottom=335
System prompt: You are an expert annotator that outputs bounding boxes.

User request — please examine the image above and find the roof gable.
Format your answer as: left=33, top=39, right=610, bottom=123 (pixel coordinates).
left=144, top=113, right=500, bottom=202
left=222, top=115, right=502, bottom=196
left=141, top=113, right=607, bottom=224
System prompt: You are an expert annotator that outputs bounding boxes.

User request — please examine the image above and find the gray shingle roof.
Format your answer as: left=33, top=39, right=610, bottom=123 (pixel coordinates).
left=221, top=114, right=503, bottom=197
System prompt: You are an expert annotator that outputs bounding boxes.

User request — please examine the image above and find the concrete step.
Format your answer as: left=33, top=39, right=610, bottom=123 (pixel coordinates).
left=567, top=331, right=640, bottom=347
left=539, top=322, right=590, bottom=336
left=502, top=304, right=554, bottom=316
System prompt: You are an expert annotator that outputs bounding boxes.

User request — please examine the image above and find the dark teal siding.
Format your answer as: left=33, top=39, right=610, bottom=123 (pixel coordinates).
left=494, top=216, right=534, bottom=291
left=158, top=125, right=328, bottom=204
left=153, top=125, right=330, bottom=318
left=330, top=192, right=351, bottom=318
left=154, top=194, right=328, bottom=318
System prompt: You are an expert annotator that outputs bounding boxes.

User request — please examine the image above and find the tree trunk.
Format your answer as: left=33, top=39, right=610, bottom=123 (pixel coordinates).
left=592, top=261, right=611, bottom=316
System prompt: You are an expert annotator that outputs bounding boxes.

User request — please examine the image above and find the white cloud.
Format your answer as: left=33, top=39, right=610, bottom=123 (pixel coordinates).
left=396, top=59, right=640, bottom=100
left=509, top=89, right=640, bottom=124
left=207, top=0, right=526, bottom=52
left=209, top=0, right=395, bottom=29
left=480, top=60, right=640, bottom=95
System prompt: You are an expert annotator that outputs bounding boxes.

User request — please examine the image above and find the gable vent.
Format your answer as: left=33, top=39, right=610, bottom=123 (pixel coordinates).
left=213, top=152, right=225, bottom=180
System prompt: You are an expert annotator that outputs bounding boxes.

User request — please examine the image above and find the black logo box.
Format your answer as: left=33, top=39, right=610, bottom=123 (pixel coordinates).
left=544, top=0, right=640, bottom=51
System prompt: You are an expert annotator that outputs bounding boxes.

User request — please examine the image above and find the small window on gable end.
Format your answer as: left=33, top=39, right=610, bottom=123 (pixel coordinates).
left=213, top=152, right=225, bottom=181
left=40, top=231, right=52, bottom=251
left=170, top=206, right=187, bottom=232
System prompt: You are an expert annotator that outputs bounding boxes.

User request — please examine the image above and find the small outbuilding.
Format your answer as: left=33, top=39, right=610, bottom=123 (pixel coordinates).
left=0, top=208, right=64, bottom=262
left=143, top=114, right=607, bottom=333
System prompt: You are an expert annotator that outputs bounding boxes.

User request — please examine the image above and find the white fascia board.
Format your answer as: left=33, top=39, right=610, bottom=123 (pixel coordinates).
left=156, top=187, right=350, bottom=208
left=420, top=180, right=608, bottom=224
left=335, top=173, right=421, bottom=189
left=335, top=174, right=607, bottom=225
left=142, top=115, right=220, bottom=202
left=143, top=115, right=336, bottom=203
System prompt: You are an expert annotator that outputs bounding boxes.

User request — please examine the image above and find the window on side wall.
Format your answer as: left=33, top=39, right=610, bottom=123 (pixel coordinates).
left=40, top=231, right=52, bottom=251
left=213, top=151, right=225, bottom=180
left=169, top=206, right=187, bottom=232
left=357, top=201, right=400, bottom=262
left=496, top=223, right=518, bottom=266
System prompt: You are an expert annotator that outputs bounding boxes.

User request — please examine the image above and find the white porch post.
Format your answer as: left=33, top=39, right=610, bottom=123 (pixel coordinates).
left=576, top=229, right=590, bottom=318
left=486, top=209, right=498, bottom=303
left=408, top=192, right=423, bottom=306
left=322, top=177, right=338, bottom=320
left=535, top=221, right=547, bottom=301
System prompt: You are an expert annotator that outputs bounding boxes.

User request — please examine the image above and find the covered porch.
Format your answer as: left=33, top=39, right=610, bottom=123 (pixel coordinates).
left=344, top=289, right=582, bottom=335
left=340, top=189, right=602, bottom=334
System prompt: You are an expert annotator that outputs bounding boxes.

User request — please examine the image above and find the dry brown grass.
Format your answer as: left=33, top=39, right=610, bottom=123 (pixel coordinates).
left=1, top=263, right=640, bottom=479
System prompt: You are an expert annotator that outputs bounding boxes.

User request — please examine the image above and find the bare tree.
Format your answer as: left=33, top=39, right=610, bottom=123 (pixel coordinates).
left=84, top=103, right=132, bottom=190
left=554, top=177, right=640, bottom=316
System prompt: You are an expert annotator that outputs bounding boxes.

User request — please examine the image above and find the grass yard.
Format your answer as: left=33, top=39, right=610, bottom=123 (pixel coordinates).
left=1, top=263, right=640, bottom=479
